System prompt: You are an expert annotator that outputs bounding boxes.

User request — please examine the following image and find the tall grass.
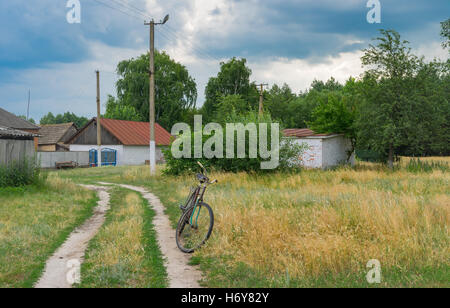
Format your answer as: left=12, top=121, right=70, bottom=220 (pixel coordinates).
left=59, top=157, right=450, bottom=287
left=403, top=158, right=449, bottom=173
left=0, top=173, right=97, bottom=287
left=194, top=169, right=449, bottom=286
left=79, top=188, right=167, bottom=288
left=0, top=157, right=45, bottom=187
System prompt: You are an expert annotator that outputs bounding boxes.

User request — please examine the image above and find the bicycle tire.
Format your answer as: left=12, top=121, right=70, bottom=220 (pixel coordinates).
left=176, top=202, right=214, bottom=253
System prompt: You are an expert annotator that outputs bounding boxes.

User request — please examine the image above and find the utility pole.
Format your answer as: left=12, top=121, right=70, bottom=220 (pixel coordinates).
left=96, top=70, right=102, bottom=167
left=145, top=14, right=169, bottom=175
left=256, top=83, right=268, bottom=116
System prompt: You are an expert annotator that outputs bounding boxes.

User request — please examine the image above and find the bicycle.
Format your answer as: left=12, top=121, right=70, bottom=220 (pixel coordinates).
left=176, top=162, right=218, bottom=253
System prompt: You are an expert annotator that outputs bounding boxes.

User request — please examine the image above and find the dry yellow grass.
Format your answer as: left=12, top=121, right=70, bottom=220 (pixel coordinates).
left=88, top=193, right=144, bottom=268
left=122, top=160, right=447, bottom=285
left=60, top=158, right=450, bottom=286
left=197, top=168, right=449, bottom=281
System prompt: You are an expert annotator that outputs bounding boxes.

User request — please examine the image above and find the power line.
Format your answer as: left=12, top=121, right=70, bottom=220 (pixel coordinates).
left=163, top=24, right=224, bottom=64
left=93, top=0, right=223, bottom=67
left=156, top=27, right=213, bottom=62
left=92, top=0, right=143, bottom=20
left=108, top=0, right=149, bottom=19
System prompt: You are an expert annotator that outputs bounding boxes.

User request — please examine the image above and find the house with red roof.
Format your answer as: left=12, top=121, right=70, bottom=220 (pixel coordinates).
left=67, top=118, right=173, bottom=166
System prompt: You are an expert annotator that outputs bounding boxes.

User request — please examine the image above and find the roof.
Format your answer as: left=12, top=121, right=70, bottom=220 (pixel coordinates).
left=68, top=118, right=173, bottom=146
left=283, top=128, right=337, bottom=139
left=38, top=123, right=76, bottom=145
left=0, top=107, right=40, bottom=130
left=0, top=125, right=39, bottom=139
left=100, top=118, right=172, bottom=146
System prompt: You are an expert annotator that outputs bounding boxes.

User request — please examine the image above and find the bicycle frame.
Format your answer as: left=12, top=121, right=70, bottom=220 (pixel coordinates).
left=186, top=182, right=209, bottom=227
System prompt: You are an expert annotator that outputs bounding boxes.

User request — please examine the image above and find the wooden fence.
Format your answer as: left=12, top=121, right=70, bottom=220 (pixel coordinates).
left=0, top=139, right=35, bottom=166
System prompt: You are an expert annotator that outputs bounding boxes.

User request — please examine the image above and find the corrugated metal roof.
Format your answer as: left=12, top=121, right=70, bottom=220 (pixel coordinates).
left=100, top=118, right=172, bottom=146
left=283, top=128, right=333, bottom=138
left=0, top=125, right=38, bottom=138
left=0, top=108, right=40, bottom=130
left=38, top=123, right=76, bottom=145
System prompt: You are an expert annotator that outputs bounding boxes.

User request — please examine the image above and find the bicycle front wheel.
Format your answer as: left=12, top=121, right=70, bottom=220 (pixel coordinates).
left=176, top=202, right=214, bottom=253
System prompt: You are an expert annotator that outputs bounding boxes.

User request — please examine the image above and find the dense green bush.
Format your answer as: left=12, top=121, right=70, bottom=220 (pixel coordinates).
left=0, top=157, right=45, bottom=187
left=356, top=149, right=387, bottom=163
left=163, top=112, right=307, bottom=175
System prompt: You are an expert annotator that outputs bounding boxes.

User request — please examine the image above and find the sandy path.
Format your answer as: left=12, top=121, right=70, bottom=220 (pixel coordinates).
left=98, top=182, right=202, bottom=288
left=35, top=185, right=110, bottom=288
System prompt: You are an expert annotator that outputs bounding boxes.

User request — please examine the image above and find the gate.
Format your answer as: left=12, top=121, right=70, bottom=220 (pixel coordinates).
left=89, top=148, right=117, bottom=167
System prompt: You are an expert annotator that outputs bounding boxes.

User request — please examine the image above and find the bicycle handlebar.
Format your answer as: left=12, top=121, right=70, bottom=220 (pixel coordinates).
left=196, top=162, right=217, bottom=185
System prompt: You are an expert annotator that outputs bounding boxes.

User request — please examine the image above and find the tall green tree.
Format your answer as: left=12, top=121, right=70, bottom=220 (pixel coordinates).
left=214, top=94, right=249, bottom=124
left=110, top=51, right=197, bottom=130
left=16, top=115, right=36, bottom=124
left=309, top=78, right=360, bottom=160
left=441, top=18, right=450, bottom=50
left=40, top=112, right=89, bottom=128
left=202, top=57, right=258, bottom=122
left=310, top=77, right=343, bottom=92
left=265, top=84, right=296, bottom=124
left=358, top=29, right=420, bottom=169
left=402, top=59, right=449, bottom=156
left=104, top=95, right=143, bottom=122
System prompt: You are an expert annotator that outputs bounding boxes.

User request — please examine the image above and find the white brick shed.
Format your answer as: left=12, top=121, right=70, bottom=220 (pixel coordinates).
left=283, top=129, right=355, bottom=169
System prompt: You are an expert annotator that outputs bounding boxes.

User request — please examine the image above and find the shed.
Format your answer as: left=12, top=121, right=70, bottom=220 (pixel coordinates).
left=38, top=123, right=78, bottom=152
left=283, top=128, right=355, bottom=169
left=0, top=126, right=37, bottom=166
left=67, top=118, right=172, bottom=166
left=0, top=107, right=40, bottom=150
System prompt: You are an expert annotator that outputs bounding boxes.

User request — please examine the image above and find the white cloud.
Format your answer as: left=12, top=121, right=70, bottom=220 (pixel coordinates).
left=250, top=50, right=365, bottom=93
left=1, top=0, right=448, bottom=121
left=0, top=41, right=146, bottom=121
left=415, top=42, right=448, bottom=62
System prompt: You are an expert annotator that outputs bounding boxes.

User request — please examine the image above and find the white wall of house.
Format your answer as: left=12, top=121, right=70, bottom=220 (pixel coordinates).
left=122, top=146, right=165, bottom=165
left=291, top=135, right=354, bottom=169
left=69, top=144, right=165, bottom=166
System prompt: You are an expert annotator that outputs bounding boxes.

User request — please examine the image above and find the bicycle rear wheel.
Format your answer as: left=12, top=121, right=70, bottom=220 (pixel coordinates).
left=176, top=202, right=214, bottom=253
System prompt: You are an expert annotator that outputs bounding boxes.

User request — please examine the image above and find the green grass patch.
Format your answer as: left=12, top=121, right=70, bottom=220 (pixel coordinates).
left=0, top=177, right=97, bottom=288
left=0, top=158, right=46, bottom=187
left=78, top=187, right=168, bottom=288
left=193, top=255, right=450, bottom=288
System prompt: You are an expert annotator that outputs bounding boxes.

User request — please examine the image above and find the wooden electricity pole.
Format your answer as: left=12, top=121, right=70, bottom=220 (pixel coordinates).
left=96, top=70, right=102, bottom=167
left=145, top=15, right=169, bottom=175
left=146, top=20, right=156, bottom=175
left=257, top=83, right=268, bottom=116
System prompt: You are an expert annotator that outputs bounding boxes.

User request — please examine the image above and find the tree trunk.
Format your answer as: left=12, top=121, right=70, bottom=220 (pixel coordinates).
left=388, top=143, right=394, bottom=170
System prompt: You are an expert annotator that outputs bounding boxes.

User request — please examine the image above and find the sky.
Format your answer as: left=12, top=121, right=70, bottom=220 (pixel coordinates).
left=0, top=0, right=448, bottom=123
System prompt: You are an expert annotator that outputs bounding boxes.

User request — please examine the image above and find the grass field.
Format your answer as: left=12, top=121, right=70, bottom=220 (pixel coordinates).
left=60, top=157, right=450, bottom=288
left=78, top=187, right=168, bottom=288
left=0, top=174, right=97, bottom=288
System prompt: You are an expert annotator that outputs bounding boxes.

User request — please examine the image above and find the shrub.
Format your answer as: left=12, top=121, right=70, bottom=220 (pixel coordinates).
left=0, top=157, right=45, bottom=187
left=163, top=112, right=307, bottom=175
left=356, top=148, right=387, bottom=163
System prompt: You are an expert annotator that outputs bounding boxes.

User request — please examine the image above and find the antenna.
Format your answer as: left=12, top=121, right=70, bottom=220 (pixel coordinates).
left=27, top=89, right=30, bottom=120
